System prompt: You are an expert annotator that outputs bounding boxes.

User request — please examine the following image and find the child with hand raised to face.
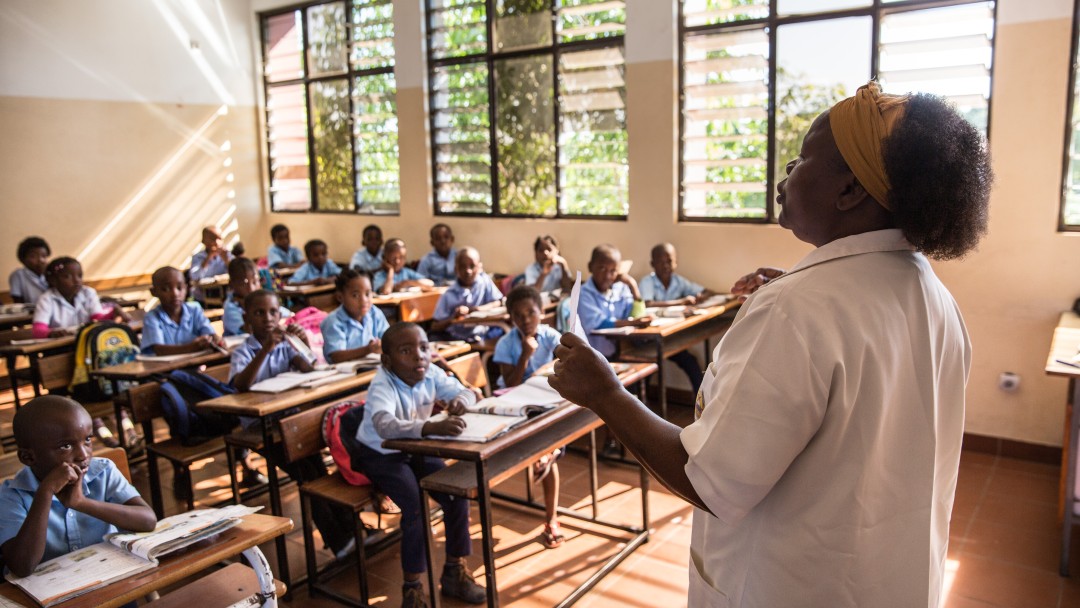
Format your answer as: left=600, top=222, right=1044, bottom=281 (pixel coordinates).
left=320, top=269, right=389, bottom=364
left=142, top=266, right=225, bottom=356
left=9, top=236, right=50, bottom=305
left=493, top=286, right=565, bottom=548
left=526, top=235, right=573, bottom=294
left=0, top=396, right=156, bottom=578
left=222, top=257, right=292, bottom=337
left=373, top=238, right=433, bottom=295
left=348, top=323, right=486, bottom=606
left=32, top=257, right=130, bottom=339
left=578, top=244, right=652, bottom=359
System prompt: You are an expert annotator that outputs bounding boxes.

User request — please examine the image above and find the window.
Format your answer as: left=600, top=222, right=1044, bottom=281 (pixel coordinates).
left=260, top=0, right=400, bottom=214
left=1061, top=4, right=1080, bottom=229
left=428, top=0, right=628, bottom=218
left=679, top=0, right=995, bottom=222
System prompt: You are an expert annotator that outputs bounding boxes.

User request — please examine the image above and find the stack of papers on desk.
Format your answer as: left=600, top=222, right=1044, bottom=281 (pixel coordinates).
left=591, top=326, right=636, bottom=336
left=136, top=350, right=214, bottom=362
left=468, top=306, right=506, bottom=319
left=334, top=353, right=382, bottom=373
left=472, top=375, right=562, bottom=417
left=249, top=370, right=347, bottom=393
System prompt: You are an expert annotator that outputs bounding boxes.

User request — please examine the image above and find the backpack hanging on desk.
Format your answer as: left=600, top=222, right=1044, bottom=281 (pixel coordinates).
left=322, top=400, right=372, bottom=486
left=68, top=321, right=140, bottom=402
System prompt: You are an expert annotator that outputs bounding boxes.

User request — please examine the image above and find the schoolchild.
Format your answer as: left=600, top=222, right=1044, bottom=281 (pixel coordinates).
left=578, top=244, right=651, bottom=359
left=431, top=247, right=504, bottom=343
left=267, top=224, right=303, bottom=269
left=416, top=224, right=457, bottom=286
left=222, top=257, right=291, bottom=337
left=141, top=266, right=224, bottom=355
left=373, top=239, right=433, bottom=295
left=187, top=226, right=231, bottom=304
left=320, top=269, right=388, bottom=363
left=32, top=257, right=128, bottom=339
left=524, top=235, right=573, bottom=293
left=9, top=236, right=50, bottom=304
left=349, top=224, right=384, bottom=274
left=639, top=243, right=710, bottom=394
left=288, top=239, right=341, bottom=285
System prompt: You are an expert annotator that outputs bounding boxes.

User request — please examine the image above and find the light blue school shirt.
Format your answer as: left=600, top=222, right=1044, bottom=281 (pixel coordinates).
left=357, top=365, right=476, bottom=454
left=8, top=267, right=48, bottom=304
left=0, top=458, right=141, bottom=564
left=141, top=302, right=215, bottom=354
left=639, top=272, right=704, bottom=302
left=289, top=260, right=342, bottom=284
left=492, top=325, right=561, bottom=389
left=188, top=251, right=230, bottom=303
left=350, top=248, right=383, bottom=274
left=579, top=278, right=634, bottom=358
left=222, top=293, right=292, bottom=337
left=372, top=266, right=425, bottom=292
left=417, top=249, right=457, bottom=286
left=433, top=273, right=504, bottom=342
left=229, top=334, right=300, bottom=384
left=524, top=262, right=564, bottom=293
left=320, top=305, right=389, bottom=359
left=267, top=245, right=303, bottom=267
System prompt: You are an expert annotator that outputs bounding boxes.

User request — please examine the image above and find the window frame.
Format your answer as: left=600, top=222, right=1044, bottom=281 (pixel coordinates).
left=425, top=0, right=629, bottom=220
left=1060, top=0, right=1080, bottom=232
left=259, top=0, right=401, bottom=215
left=677, top=0, right=998, bottom=224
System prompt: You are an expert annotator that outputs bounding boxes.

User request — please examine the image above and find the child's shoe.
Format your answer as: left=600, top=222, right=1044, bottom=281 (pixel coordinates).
left=93, top=417, right=120, bottom=448
left=541, top=522, right=565, bottom=549
left=118, top=409, right=144, bottom=456
left=240, top=466, right=269, bottom=489
left=440, top=562, right=486, bottom=604
left=401, top=581, right=427, bottom=608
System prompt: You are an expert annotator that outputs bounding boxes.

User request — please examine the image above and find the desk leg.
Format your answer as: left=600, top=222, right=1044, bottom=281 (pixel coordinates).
left=423, top=487, right=440, bottom=608
left=29, top=354, right=43, bottom=399
left=237, top=545, right=278, bottom=608
left=111, top=380, right=128, bottom=450
left=5, top=354, right=21, bottom=408
left=589, top=430, right=600, bottom=518
left=262, top=417, right=290, bottom=594
left=475, top=461, right=499, bottom=608
left=655, top=339, right=667, bottom=420
left=1063, top=379, right=1080, bottom=576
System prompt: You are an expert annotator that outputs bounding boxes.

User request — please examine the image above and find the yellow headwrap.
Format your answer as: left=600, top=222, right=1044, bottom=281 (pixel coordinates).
left=828, top=82, right=910, bottom=211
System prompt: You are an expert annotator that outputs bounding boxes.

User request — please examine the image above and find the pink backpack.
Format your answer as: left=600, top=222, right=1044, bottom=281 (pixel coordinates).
left=322, top=400, right=371, bottom=486
left=285, top=306, right=328, bottom=364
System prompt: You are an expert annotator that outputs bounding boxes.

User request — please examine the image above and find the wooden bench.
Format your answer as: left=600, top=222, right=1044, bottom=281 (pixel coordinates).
left=143, top=562, right=285, bottom=608
left=36, top=352, right=116, bottom=420
left=279, top=397, right=375, bottom=607
left=126, top=364, right=231, bottom=518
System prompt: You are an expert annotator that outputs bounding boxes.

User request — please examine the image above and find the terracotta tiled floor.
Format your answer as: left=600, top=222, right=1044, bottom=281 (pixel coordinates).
left=2, top=385, right=1080, bottom=606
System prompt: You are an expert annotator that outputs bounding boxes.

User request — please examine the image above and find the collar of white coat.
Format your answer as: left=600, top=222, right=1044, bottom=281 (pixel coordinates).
left=777, top=229, right=914, bottom=284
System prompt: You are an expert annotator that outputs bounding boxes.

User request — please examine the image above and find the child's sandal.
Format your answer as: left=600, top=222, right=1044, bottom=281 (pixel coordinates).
left=375, top=491, right=401, bottom=515
left=541, top=523, right=565, bottom=549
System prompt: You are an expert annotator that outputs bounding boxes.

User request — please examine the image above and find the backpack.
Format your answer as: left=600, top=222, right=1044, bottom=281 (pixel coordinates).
left=158, top=369, right=239, bottom=445
left=69, top=321, right=140, bottom=401
left=285, top=306, right=329, bottom=364
left=322, top=400, right=371, bottom=486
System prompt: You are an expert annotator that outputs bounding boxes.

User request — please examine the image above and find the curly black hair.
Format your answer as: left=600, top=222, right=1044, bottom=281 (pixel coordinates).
left=506, top=284, right=543, bottom=314
left=883, top=93, right=993, bottom=260
left=16, top=236, right=49, bottom=262
left=335, top=267, right=372, bottom=291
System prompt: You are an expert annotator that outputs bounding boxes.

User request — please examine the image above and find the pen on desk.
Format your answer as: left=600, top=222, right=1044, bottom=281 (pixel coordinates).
left=210, top=341, right=230, bottom=356
left=1055, top=358, right=1080, bottom=369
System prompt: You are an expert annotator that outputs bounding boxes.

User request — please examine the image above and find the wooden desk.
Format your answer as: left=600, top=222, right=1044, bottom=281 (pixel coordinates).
left=0, top=513, right=292, bottom=608
left=374, top=288, right=446, bottom=323
left=384, top=363, right=657, bottom=608
left=195, top=341, right=469, bottom=591
left=600, top=298, right=741, bottom=419
left=0, top=311, right=32, bottom=331
left=1045, top=311, right=1080, bottom=576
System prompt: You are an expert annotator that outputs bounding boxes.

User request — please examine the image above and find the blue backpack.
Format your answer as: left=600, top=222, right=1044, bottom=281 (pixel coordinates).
left=158, top=369, right=239, bottom=445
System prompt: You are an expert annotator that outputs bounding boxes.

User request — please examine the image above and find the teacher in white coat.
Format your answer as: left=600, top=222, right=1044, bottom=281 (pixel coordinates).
left=548, top=82, right=992, bottom=607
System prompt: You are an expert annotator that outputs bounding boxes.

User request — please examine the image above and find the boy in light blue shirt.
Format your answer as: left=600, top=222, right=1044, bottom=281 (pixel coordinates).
left=416, top=223, right=457, bottom=286
left=349, top=224, right=384, bottom=274
left=288, top=239, right=342, bottom=285
left=431, top=247, right=504, bottom=343
left=348, top=323, right=486, bottom=604
left=639, top=243, right=713, bottom=306
left=187, top=226, right=231, bottom=304
left=223, top=257, right=291, bottom=337
left=0, top=396, right=156, bottom=577
left=320, top=269, right=389, bottom=363
left=141, top=266, right=223, bottom=355
left=267, top=224, right=303, bottom=269
left=9, top=236, right=50, bottom=304
left=373, top=238, right=433, bottom=294
left=578, top=244, right=651, bottom=359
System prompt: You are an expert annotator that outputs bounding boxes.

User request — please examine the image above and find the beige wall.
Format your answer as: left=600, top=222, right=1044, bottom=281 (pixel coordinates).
left=3, top=0, right=1080, bottom=446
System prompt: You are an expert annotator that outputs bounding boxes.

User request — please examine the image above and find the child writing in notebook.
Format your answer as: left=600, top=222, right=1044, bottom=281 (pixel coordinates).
left=32, top=257, right=129, bottom=338
left=141, top=266, right=225, bottom=355
left=267, top=224, right=304, bottom=270
left=431, top=246, right=504, bottom=343
left=320, top=269, right=388, bottom=363
left=349, top=224, right=384, bottom=274
left=525, top=235, right=573, bottom=293
left=0, top=396, right=156, bottom=577
left=229, top=290, right=358, bottom=559
left=222, top=257, right=292, bottom=337
left=417, top=223, right=457, bottom=286
left=9, top=236, right=50, bottom=304
left=373, top=238, right=433, bottom=295
left=348, top=322, right=486, bottom=605
left=493, top=285, right=565, bottom=548
left=287, top=239, right=341, bottom=286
